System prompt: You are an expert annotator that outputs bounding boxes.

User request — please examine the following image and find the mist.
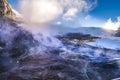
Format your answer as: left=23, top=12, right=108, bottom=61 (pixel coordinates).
left=19, top=0, right=97, bottom=24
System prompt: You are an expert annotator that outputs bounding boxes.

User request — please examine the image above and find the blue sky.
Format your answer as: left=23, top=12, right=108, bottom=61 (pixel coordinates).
left=8, top=0, right=18, bottom=9
left=8, top=0, right=120, bottom=21
left=89, top=0, right=120, bottom=21
left=7, top=0, right=120, bottom=29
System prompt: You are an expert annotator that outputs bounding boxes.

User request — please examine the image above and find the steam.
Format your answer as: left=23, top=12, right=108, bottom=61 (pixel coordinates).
left=18, top=0, right=97, bottom=48
left=19, top=0, right=97, bottom=23
left=19, top=0, right=62, bottom=23
left=102, top=17, right=120, bottom=31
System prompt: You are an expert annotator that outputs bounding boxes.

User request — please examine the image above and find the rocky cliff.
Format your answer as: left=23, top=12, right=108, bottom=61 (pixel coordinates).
left=0, top=0, right=15, bottom=18
left=0, top=0, right=38, bottom=77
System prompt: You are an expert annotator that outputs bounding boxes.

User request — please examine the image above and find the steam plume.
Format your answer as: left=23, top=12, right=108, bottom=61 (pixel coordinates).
left=19, top=0, right=97, bottom=23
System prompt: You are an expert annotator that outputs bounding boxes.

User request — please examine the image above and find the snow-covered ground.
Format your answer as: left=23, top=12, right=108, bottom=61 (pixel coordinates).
left=77, top=27, right=120, bottom=50
left=85, top=38, right=120, bottom=50
left=55, top=26, right=120, bottom=51
left=57, top=26, right=120, bottom=62
left=60, top=42, right=120, bottom=60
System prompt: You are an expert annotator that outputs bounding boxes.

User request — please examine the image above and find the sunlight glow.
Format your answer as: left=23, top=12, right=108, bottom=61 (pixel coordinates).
left=102, top=18, right=120, bottom=31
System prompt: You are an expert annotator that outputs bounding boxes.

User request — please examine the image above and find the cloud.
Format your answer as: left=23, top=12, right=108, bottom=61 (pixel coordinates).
left=80, top=15, right=104, bottom=27
left=102, top=17, right=120, bottom=31
left=19, top=0, right=62, bottom=23
left=63, top=8, right=78, bottom=20
left=58, top=0, right=97, bottom=12
left=84, top=15, right=92, bottom=20
left=19, top=0, right=97, bottom=23
left=56, top=21, right=62, bottom=25
left=53, top=14, right=105, bottom=28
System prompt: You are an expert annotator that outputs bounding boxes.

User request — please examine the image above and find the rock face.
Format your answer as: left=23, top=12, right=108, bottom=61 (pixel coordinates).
left=0, top=20, right=38, bottom=74
left=0, top=0, right=38, bottom=75
left=57, top=33, right=99, bottom=45
left=0, top=0, right=15, bottom=18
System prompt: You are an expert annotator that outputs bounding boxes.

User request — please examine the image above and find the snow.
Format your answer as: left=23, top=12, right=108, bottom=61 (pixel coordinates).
left=58, top=26, right=120, bottom=61
left=85, top=38, right=120, bottom=50
left=56, top=26, right=120, bottom=50
left=12, top=9, right=23, bottom=18
left=60, top=38, right=120, bottom=61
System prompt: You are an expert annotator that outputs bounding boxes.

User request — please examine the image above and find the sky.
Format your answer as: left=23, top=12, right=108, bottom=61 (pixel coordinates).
left=89, top=0, right=120, bottom=21
left=7, top=0, right=120, bottom=30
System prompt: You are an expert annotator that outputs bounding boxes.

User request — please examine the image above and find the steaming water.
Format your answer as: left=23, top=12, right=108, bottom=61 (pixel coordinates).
left=86, top=38, right=120, bottom=50
left=16, top=0, right=120, bottom=64
left=18, top=22, right=120, bottom=63
left=60, top=43, right=120, bottom=60
left=1, top=18, right=120, bottom=80
left=2, top=20, right=120, bottom=63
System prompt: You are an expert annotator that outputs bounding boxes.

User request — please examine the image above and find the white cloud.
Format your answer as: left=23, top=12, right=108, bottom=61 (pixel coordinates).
left=19, top=0, right=97, bottom=23
left=58, top=0, right=95, bottom=12
left=63, top=8, right=78, bottom=17
left=80, top=15, right=104, bottom=27
left=56, top=21, right=62, bottom=25
left=84, top=15, right=92, bottom=20
left=102, top=17, right=120, bottom=31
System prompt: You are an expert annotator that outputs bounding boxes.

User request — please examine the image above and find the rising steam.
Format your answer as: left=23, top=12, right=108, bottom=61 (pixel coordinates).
left=18, top=0, right=97, bottom=50
left=19, top=0, right=97, bottom=23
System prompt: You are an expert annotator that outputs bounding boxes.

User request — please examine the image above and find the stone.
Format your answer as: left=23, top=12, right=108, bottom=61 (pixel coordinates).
left=0, top=0, right=15, bottom=18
